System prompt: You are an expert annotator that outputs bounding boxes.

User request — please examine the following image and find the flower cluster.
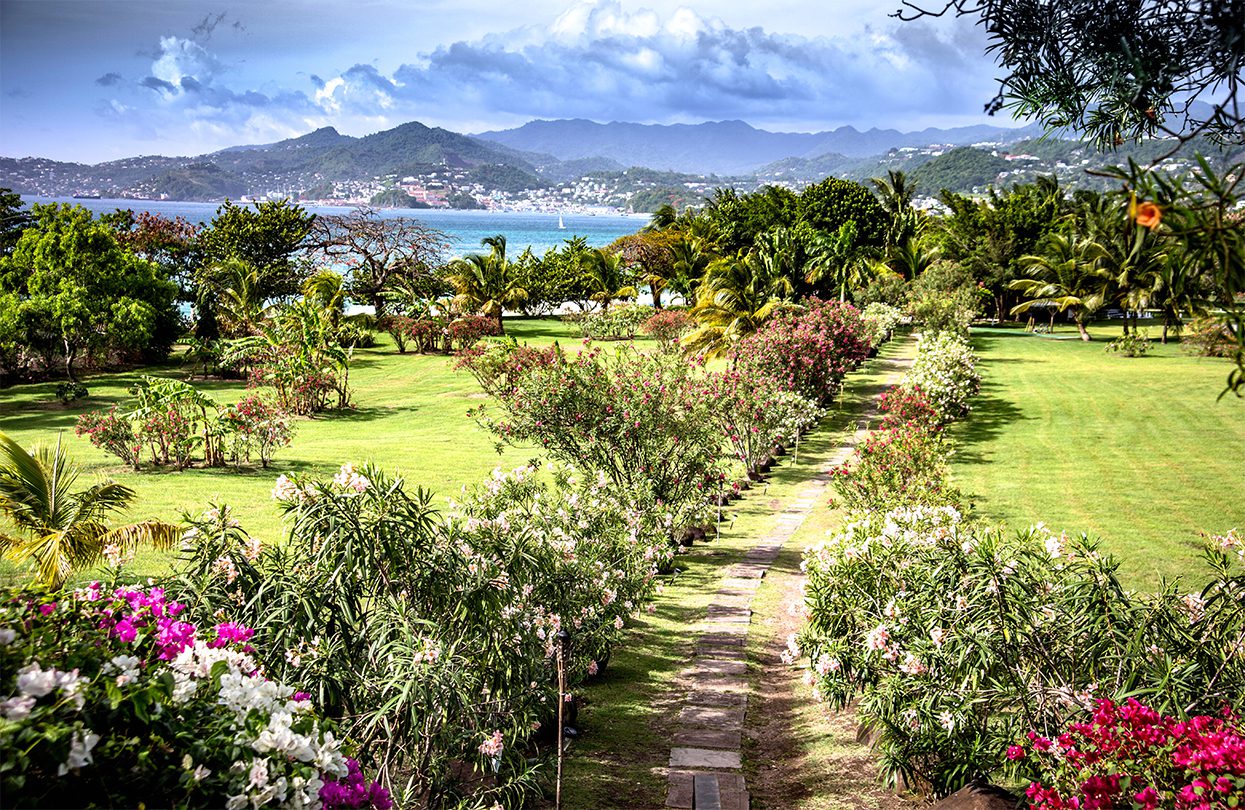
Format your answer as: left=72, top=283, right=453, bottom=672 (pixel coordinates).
left=571, top=304, right=653, bottom=341
left=1021, top=699, right=1245, bottom=809
left=0, top=584, right=388, bottom=809
left=640, top=308, right=693, bottom=349
left=860, top=302, right=904, bottom=349
left=902, top=331, right=981, bottom=420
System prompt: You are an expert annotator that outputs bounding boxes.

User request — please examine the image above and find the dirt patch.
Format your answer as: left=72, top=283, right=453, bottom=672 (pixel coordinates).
left=744, top=552, right=920, bottom=810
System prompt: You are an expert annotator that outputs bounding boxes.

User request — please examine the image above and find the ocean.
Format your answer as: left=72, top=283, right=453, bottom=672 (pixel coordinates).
left=23, top=197, right=644, bottom=259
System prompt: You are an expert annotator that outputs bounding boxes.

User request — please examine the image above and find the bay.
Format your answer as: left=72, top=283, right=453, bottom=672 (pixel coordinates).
left=24, top=197, right=644, bottom=258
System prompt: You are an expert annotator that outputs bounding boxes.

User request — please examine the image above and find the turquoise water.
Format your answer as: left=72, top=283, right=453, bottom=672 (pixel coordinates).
left=26, top=197, right=643, bottom=258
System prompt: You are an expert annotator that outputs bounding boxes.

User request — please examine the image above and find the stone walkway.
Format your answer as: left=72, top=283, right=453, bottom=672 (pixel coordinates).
left=664, top=349, right=913, bottom=810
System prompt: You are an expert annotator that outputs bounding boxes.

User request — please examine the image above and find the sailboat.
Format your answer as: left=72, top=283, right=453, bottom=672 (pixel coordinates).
left=557, top=214, right=566, bottom=229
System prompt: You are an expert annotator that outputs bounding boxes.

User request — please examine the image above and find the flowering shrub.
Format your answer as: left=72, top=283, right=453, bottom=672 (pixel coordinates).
left=446, top=314, right=501, bottom=352
left=220, top=394, right=294, bottom=468
left=0, top=582, right=388, bottom=809
left=640, top=309, right=693, bottom=351
left=169, top=462, right=672, bottom=806
left=76, top=379, right=295, bottom=470
left=460, top=344, right=723, bottom=538
left=797, top=509, right=1245, bottom=797
left=733, top=298, right=871, bottom=405
left=571, top=304, right=653, bottom=341
left=903, top=331, right=982, bottom=420
left=54, top=381, right=89, bottom=405
left=860, top=302, right=905, bottom=349
left=706, top=369, right=824, bottom=479
left=876, top=385, right=943, bottom=434
left=829, top=420, right=959, bottom=513
left=1020, top=698, right=1245, bottom=809
left=74, top=406, right=142, bottom=469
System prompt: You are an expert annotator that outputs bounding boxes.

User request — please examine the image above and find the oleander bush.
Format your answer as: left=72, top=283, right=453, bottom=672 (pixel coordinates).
left=460, top=343, right=723, bottom=539
left=705, top=369, right=824, bottom=480
left=860, top=302, right=905, bottom=349
left=829, top=421, right=959, bottom=513
left=0, top=580, right=389, bottom=809
left=571, top=304, right=653, bottom=341
left=640, top=309, right=693, bottom=351
left=168, top=462, right=671, bottom=806
left=797, top=508, right=1245, bottom=798
left=903, top=331, right=982, bottom=421
left=733, top=297, right=871, bottom=405
left=1106, top=330, right=1153, bottom=358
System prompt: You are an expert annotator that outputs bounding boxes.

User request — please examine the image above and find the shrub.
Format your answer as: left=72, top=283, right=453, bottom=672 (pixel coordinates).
left=734, top=298, right=871, bottom=405
left=829, top=420, right=959, bottom=513
left=640, top=309, right=693, bottom=351
left=220, top=394, right=294, bottom=468
left=797, top=509, right=1245, bottom=797
left=573, top=304, right=653, bottom=341
left=446, top=314, right=501, bottom=352
left=876, top=385, right=943, bottom=434
left=0, top=581, right=388, bottom=809
left=904, top=331, right=982, bottom=421
left=860, top=302, right=905, bottom=349
left=908, top=263, right=982, bottom=336
left=54, top=382, right=89, bottom=405
left=706, top=369, right=824, bottom=479
left=1182, top=317, right=1237, bottom=358
left=169, top=463, right=670, bottom=806
left=75, top=406, right=142, bottom=469
left=1106, top=330, right=1152, bottom=357
left=1021, top=698, right=1245, bottom=809
left=460, top=344, right=723, bottom=537
left=336, top=322, right=376, bottom=349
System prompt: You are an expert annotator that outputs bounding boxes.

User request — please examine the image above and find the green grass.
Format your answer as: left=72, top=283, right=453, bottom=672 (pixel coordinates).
left=553, top=340, right=914, bottom=809
left=0, top=318, right=583, bottom=581
left=948, top=321, right=1245, bottom=588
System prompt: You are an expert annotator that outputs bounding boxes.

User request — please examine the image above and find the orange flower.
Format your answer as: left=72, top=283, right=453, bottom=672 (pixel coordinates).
left=1133, top=201, right=1162, bottom=231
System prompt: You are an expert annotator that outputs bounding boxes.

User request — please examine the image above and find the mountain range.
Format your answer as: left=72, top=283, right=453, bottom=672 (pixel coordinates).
left=1, top=117, right=1048, bottom=202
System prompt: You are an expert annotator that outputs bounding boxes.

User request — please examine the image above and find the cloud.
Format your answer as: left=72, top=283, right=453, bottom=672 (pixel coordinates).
left=309, top=0, right=998, bottom=131
left=95, top=72, right=124, bottom=87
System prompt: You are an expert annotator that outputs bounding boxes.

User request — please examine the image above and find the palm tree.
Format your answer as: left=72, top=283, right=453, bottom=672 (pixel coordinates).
left=216, top=260, right=276, bottom=337
left=444, top=235, right=528, bottom=334
left=302, top=269, right=347, bottom=327
left=580, top=248, right=637, bottom=310
left=0, top=431, right=180, bottom=589
left=667, top=235, right=712, bottom=303
left=871, top=169, right=922, bottom=249
left=683, top=250, right=795, bottom=357
left=805, top=221, right=873, bottom=301
left=1011, top=233, right=1109, bottom=341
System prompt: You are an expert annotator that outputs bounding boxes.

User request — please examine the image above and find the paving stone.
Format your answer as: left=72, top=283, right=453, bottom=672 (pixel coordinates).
left=684, top=672, right=748, bottom=692
left=706, top=605, right=751, bottom=621
left=669, top=747, right=742, bottom=769
left=686, top=687, right=747, bottom=709
left=692, top=773, right=721, bottom=810
left=696, top=642, right=745, bottom=660
left=693, top=658, right=748, bottom=677
left=680, top=704, right=745, bottom=728
left=698, top=621, right=748, bottom=636
left=720, top=578, right=760, bottom=592
left=666, top=770, right=694, bottom=808
left=699, top=631, right=746, bottom=648
left=674, top=726, right=742, bottom=750
left=719, top=784, right=750, bottom=810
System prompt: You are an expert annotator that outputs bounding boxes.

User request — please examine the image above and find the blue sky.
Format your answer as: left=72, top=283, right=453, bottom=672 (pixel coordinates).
left=0, top=0, right=1011, bottom=163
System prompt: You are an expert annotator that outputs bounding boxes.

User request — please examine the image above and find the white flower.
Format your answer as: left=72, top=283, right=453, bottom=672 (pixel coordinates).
left=17, top=663, right=59, bottom=698
left=938, top=711, right=956, bottom=732
left=193, top=764, right=212, bottom=782
left=247, top=759, right=270, bottom=790
left=226, top=795, right=248, bottom=810
left=864, top=625, right=890, bottom=651
left=0, top=628, right=15, bottom=645
left=1, top=695, right=36, bottom=721
left=57, top=729, right=100, bottom=775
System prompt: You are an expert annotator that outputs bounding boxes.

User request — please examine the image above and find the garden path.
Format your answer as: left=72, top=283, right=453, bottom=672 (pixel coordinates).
left=664, top=345, right=914, bottom=810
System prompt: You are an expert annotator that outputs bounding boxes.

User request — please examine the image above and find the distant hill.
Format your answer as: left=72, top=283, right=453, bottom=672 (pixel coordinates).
left=475, top=118, right=1047, bottom=175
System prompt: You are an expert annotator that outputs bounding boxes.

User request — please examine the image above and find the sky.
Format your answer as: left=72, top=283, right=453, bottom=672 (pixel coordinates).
left=0, top=0, right=1014, bottom=164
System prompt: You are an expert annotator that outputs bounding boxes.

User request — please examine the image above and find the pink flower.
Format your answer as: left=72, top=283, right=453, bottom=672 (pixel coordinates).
left=1006, top=745, right=1026, bottom=760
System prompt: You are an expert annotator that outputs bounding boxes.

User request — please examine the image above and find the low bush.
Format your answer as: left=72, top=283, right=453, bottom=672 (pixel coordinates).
left=572, top=304, right=653, bottom=341
left=876, top=385, right=943, bottom=434
left=705, top=369, right=824, bottom=479
left=1106, top=330, right=1153, bottom=358
left=169, top=462, right=671, bottom=805
left=1182, top=317, right=1238, bottom=358
left=1020, top=698, right=1245, bottom=809
left=446, top=314, right=501, bottom=352
left=54, top=382, right=89, bottom=405
left=860, top=302, right=904, bottom=349
left=220, top=394, right=295, bottom=468
left=640, top=309, right=693, bottom=351
left=0, top=581, right=389, bottom=809
left=904, top=331, right=982, bottom=420
left=829, top=421, right=959, bottom=513
left=797, top=508, right=1245, bottom=797
left=733, top=298, right=871, bottom=405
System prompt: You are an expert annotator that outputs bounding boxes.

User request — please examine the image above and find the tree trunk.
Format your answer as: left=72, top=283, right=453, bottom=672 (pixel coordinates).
left=63, top=339, right=79, bottom=384
left=1076, top=317, right=1091, bottom=341
left=652, top=285, right=663, bottom=310
left=1049, top=311, right=1056, bottom=332
left=495, top=309, right=505, bottom=335
left=996, top=294, right=1006, bottom=323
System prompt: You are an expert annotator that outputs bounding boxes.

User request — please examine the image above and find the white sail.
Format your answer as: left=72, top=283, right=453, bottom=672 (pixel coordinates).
left=558, top=214, right=566, bottom=229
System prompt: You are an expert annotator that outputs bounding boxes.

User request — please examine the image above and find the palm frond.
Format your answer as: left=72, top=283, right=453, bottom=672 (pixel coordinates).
left=100, top=519, right=185, bottom=551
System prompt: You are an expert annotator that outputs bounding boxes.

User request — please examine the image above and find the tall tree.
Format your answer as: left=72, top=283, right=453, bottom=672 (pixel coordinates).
left=1011, top=232, right=1109, bottom=340
left=305, top=207, right=449, bottom=317
left=443, top=235, right=528, bottom=334
left=683, top=250, right=795, bottom=357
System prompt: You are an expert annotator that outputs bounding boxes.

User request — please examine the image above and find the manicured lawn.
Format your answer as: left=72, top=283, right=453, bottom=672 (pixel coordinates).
left=0, top=318, right=584, bottom=581
left=948, top=322, right=1245, bottom=588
